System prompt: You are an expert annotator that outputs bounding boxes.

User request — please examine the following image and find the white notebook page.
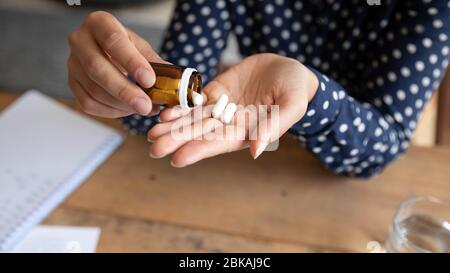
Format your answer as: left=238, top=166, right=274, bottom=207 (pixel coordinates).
left=0, top=90, right=123, bottom=251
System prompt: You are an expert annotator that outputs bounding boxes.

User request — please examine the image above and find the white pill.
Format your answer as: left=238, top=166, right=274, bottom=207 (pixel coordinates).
left=221, top=103, right=237, bottom=124
left=212, top=94, right=228, bottom=119
left=191, top=91, right=203, bottom=106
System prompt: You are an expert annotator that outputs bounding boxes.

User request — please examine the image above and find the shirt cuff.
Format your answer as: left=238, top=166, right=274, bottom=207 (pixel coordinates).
left=289, top=67, right=345, bottom=136
left=121, top=114, right=160, bottom=135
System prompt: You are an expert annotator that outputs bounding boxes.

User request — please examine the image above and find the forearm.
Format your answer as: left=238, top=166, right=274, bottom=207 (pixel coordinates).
left=290, top=69, right=413, bottom=178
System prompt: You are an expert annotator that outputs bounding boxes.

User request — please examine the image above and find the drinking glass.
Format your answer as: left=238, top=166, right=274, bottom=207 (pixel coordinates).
left=386, top=196, right=450, bottom=253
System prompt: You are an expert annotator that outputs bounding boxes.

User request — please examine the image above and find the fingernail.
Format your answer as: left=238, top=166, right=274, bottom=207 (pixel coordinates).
left=149, top=152, right=162, bottom=159
left=170, top=161, right=182, bottom=168
left=132, top=97, right=151, bottom=115
left=135, top=67, right=155, bottom=88
left=147, top=137, right=154, bottom=143
left=254, top=142, right=268, bottom=159
left=149, top=151, right=165, bottom=159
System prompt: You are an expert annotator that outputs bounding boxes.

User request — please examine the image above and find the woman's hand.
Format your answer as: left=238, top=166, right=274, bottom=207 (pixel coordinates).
left=67, top=11, right=165, bottom=118
left=147, top=53, right=319, bottom=167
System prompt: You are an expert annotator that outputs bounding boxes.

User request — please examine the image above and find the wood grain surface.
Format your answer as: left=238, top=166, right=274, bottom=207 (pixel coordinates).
left=1, top=91, right=449, bottom=252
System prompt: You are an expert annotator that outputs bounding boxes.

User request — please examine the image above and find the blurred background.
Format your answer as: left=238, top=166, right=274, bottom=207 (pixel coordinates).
left=0, top=0, right=448, bottom=146
left=0, top=0, right=240, bottom=98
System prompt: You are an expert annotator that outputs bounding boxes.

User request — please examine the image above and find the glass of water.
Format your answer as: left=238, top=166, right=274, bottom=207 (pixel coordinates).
left=386, top=196, right=450, bottom=253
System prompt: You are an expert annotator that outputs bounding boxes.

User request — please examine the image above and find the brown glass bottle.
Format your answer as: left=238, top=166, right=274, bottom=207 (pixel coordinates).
left=138, top=62, right=202, bottom=108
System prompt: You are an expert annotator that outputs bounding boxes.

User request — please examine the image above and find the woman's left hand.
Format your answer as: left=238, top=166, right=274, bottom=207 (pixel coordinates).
left=147, top=53, right=319, bottom=167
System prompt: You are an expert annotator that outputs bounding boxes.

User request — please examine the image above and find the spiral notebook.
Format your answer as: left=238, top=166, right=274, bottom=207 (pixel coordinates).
left=0, top=90, right=124, bottom=251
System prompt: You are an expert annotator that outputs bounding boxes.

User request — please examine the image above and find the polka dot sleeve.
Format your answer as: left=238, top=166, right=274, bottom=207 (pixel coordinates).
left=290, top=1, right=450, bottom=178
left=122, top=0, right=231, bottom=134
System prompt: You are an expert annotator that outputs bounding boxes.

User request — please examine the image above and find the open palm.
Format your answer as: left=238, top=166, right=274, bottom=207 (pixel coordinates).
left=147, top=53, right=318, bottom=167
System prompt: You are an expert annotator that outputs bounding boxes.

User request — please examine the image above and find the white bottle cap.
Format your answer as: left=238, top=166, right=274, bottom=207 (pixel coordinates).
left=178, top=68, right=198, bottom=109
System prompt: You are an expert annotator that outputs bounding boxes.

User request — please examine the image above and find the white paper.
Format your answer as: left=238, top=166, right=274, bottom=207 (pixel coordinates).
left=0, top=90, right=123, bottom=250
left=11, top=225, right=101, bottom=253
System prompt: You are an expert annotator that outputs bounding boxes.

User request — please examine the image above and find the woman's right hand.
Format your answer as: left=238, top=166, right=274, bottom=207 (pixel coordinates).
left=67, top=11, right=164, bottom=118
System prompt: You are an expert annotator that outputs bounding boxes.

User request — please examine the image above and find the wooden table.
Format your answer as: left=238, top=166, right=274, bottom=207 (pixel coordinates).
left=1, top=91, right=450, bottom=252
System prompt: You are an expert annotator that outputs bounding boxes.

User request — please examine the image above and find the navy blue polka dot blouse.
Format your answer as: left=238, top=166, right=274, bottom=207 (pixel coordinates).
left=122, top=0, right=450, bottom=178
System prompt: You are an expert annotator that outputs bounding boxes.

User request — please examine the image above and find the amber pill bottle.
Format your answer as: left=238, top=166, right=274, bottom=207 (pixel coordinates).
left=137, top=62, right=202, bottom=108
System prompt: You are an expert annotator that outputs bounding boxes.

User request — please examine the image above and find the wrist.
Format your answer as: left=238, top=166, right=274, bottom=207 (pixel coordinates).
left=290, top=57, right=319, bottom=103
left=304, top=66, right=319, bottom=103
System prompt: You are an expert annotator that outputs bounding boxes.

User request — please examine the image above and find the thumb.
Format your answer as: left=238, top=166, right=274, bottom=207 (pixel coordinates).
left=249, top=97, right=308, bottom=159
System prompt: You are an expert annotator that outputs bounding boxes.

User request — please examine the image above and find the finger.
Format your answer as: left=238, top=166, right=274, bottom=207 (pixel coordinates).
left=69, top=55, right=134, bottom=112
left=249, top=95, right=308, bottom=159
left=159, top=88, right=212, bottom=122
left=109, top=31, right=168, bottom=73
left=157, top=73, right=233, bottom=123
left=159, top=105, right=193, bottom=122
left=170, top=128, right=249, bottom=168
left=109, top=57, right=127, bottom=75
left=147, top=105, right=213, bottom=141
left=149, top=117, right=223, bottom=158
left=68, top=76, right=133, bottom=118
left=69, top=29, right=152, bottom=115
left=201, top=79, right=231, bottom=103
left=149, top=104, right=161, bottom=116
left=128, top=29, right=168, bottom=64
left=85, top=11, right=157, bottom=88
left=249, top=114, right=273, bottom=160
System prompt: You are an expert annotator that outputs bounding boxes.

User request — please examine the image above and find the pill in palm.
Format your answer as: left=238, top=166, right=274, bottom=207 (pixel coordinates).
left=221, top=103, right=237, bottom=124
left=212, top=94, right=229, bottom=119
left=191, top=91, right=203, bottom=106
